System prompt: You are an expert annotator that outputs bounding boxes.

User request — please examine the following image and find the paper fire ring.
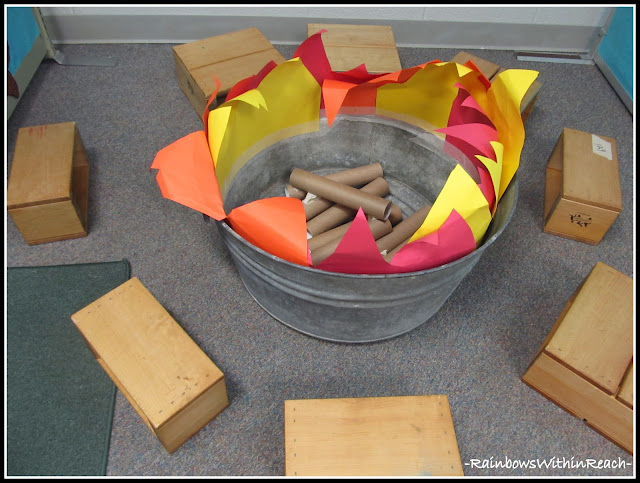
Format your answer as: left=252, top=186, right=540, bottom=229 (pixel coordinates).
left=151, top=31, right=538, bottom=275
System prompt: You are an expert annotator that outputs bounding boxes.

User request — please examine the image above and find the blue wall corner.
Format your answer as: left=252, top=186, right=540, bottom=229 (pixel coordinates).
left=7, top=7, right=42, bottom=74
left=597, top=6, right=634, bottom=100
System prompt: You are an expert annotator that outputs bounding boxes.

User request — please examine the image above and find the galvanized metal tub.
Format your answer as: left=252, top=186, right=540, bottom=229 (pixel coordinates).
left=216, top=115, right=518, bottom=343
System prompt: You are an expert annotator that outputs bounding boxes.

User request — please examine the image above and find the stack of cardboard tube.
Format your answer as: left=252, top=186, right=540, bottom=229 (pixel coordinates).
left=286, top=163, right=431, bottom=266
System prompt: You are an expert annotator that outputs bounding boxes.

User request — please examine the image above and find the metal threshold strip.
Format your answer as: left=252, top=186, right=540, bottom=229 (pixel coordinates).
left=515, top=51, right=594, bottom=65
left=52, top=49, right=118, bottom=67
left=32, top=7, right=118, bottom=67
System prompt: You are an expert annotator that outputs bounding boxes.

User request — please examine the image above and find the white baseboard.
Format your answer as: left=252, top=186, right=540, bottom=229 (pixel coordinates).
left=41, top=14, right=601, bottom=53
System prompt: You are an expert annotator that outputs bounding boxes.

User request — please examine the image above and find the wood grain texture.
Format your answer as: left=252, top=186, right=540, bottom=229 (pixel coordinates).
left=71, top=277, right=228, bottom=453
left=9, top=201, right=87, bottom=245
left=543, top=198, right=620, bottom=244
left=173, top=27, right=285, bottom=116
left=285, top=395, right=463, bottom=476
left=546, top=262, right=633, bottom=394
left=189, top=49, right=285, bottom=96
left=543, top=128, right=622, bottom=244
left=7, top=122, right=89, bottom=244
left=7, top=122, right=76, bottom=207
left=616, top=362, right=634, bottom=409
left=562, top=128, right=622, bottom=211
left=173, top=27, right=275, bottom=70
left=522, top=262, right=633, bottom=454
left=307, top=23, right=401, bottom=73
left=523, top=353, right=633, bottom=454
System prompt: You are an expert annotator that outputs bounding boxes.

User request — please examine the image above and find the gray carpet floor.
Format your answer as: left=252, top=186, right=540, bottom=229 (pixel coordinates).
left=5, top=42, right=635, bottom=477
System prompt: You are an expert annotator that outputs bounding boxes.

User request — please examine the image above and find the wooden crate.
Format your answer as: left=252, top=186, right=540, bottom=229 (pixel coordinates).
left=307, top=23, right=402, bottom=73
left=71, top=277, right=229, bottom=453
left=543, top=128, right=622, bottom=244
left=451, top=50, right=501, bottom=80
left=284, top=395, right=464, bottom=476
left=522, top=262, right=633, bottom=454
left=173, top=27, right=286, bottom=117
left=7, top=122, right=89, bottom=245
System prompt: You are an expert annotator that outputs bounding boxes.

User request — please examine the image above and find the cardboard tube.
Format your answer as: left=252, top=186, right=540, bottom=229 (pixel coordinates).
left=298, top=163, right=384, bottom=220
left=285, top=184, right=307, bottom=199
left=323, top=162, right=384, bottom=186
left=383, top=237, right=411, bottom=263
left=376, top=204, right=432, bottom=254
left=388, top=204, right=403, bottom=225
left=305, top=197, right=334, bottom=220
left=307, top=205, right=355, bottom=236
left=290, top=168, right=392, bottom=221
left=311, top=219, right=393, bottom=265
left=308, top=221, right=353, bottom=252
left=306, top=177, right=390, bottom=236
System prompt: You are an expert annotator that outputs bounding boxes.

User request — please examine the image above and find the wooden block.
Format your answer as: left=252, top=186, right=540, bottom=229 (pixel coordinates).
left=522, top=262, right=633, bottom=453
left=616, top=362, right=634, bottom=409
left=284, top=395, right=464, bottom=476
left=173, top=28, right=286, bottom=117
left=545, top=263, right=632, bottom=393
left=71, top=277, right=229, bottom=453
left=308, top=23, right=402, bottom=73
left=7, top=122, right=89, bottom=245
left=451, top=51, right=500, bottom=80
left=543, top=128, right=622, bottom=244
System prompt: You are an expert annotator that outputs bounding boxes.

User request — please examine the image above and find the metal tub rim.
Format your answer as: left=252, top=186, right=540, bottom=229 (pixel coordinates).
left=216, top=174, right=518, bottom=281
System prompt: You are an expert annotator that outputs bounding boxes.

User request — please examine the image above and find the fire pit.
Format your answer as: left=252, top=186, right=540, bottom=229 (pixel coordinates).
left=152, top=33, right=536, bottom=343
left=216, top=114, right=517, bottom=343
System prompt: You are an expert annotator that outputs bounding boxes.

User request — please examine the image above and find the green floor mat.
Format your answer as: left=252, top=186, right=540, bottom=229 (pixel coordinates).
left=6, top=260, right=131, bottom=476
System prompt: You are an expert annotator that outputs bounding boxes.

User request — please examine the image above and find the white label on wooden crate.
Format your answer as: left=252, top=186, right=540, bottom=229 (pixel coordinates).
left=591, top=134, right=612, bottom=160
